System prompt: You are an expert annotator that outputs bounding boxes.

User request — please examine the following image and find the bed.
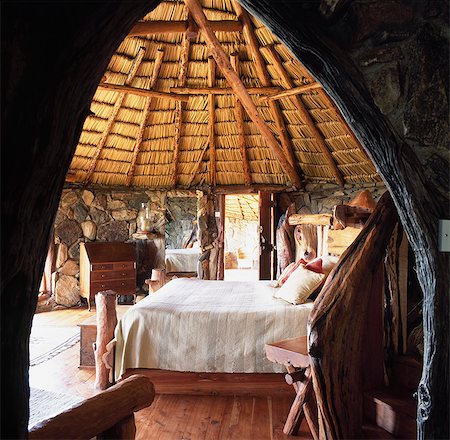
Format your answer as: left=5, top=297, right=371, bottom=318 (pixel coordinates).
left=114, top=278, right=313, bottom=381
left=164, top=247, right=200, bottom=274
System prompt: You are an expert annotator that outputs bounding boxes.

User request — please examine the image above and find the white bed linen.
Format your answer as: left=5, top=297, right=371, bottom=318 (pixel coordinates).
left=114, top=278, right=313, bottom=379
left=165, top=248, right=200, bottom=273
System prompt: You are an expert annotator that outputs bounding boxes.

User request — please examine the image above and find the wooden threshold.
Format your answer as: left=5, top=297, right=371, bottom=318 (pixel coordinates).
left=122, top=369, right=293, bottom=397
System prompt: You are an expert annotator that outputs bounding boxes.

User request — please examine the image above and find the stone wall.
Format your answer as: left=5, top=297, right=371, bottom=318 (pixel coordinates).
left=322, top=0, right=449, bottom=200
left=289, top=181, right=387, bottom=215
left=165, top=195, right=197, bottom=249
left=39, top=187, right=167, bottom=311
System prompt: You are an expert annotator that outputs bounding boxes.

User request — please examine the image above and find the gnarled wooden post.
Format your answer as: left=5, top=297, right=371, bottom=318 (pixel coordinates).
left=94, top=290, right=118, bottom=390
left=308, top=192, right=398, bottom=438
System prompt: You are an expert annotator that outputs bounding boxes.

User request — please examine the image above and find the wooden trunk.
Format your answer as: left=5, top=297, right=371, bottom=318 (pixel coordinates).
left=94, top=290, right=118, bottom=390
left=308, top=193, right=398, bottom=438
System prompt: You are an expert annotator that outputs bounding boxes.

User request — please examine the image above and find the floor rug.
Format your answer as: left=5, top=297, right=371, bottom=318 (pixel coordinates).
left=29, top=387, right=83, bottom=429
left=29, top=325, right=80, bottom=366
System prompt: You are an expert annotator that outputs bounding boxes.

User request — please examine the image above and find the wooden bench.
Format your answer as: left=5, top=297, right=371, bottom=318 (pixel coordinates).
left=265, top=336, right=318, bottom=438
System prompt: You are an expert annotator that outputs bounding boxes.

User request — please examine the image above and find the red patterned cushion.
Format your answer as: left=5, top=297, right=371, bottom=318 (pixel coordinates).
left=305, top=257, right=323, bottom=274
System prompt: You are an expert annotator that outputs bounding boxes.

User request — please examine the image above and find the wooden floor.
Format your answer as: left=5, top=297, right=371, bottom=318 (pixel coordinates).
left=30, top=306, right=311, bottom=439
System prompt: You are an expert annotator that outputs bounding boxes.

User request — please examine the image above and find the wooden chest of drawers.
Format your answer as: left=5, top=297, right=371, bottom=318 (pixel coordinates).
left=79, top=242, right=136, bottom=310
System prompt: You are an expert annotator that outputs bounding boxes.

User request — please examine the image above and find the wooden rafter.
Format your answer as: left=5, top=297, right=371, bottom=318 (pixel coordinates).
left=83, top=47, right=146, bottom=184
left=230, top=53, right=252, bottom=186
left=126, top=49, right=164, bottom=186
left=260, top=83, right=322, bottom=102
left=129, top=20, right=243, bottom=36
left=172, top=35, right=191, bottom=188
left=314, top=89, right=372, bottom=162
left=170, top=86, right=280, bottom=95
left=232, top=1, right=302, bottom=187
left=265, top=44, right=345, bottom=186
left=184, top=0, right=302, bottom=189
left=187, top=142, right=210, bottom=188
left=208, top=56, right=216, bottom=186
left=97, top=83, right=189, bottom=102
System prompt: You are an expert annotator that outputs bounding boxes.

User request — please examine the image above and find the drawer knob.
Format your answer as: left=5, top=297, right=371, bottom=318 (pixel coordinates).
left=101, top=274, right=105, bottom=278
left=121, top=282, right=125, bottom=286
left=121, top=273, right=126, bottom=276
left=101, top=284, right=105, bottom=288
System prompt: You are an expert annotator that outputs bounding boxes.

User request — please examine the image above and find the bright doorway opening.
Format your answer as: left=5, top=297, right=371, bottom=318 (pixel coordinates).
left=223, top=194, right=259, bottom=281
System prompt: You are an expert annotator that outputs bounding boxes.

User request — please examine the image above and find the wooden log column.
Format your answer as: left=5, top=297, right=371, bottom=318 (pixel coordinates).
left=308, top=192, right=398, bottom=438
left=94, top=290, right=118, bottom=390
left=197, top=192, right=218, bottom=280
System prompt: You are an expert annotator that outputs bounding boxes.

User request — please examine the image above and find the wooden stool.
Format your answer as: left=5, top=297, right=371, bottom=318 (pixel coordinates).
left=265, top=336, right=319, bottom=438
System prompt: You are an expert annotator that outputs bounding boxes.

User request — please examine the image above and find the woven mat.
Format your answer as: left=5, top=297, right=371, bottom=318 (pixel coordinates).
left=29, top=387, right=83, bottom=429
left=29, top=325, right=80, bottom=366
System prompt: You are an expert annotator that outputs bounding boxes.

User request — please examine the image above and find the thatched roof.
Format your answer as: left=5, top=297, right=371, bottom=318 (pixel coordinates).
left=225, top=194, right=258, bottom=221
left=68, top=0, right=380, bottom=191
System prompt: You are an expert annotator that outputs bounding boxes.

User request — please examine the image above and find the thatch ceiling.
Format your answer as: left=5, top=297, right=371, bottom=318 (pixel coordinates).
left=68, top=0, right=380, bottom=190
left=225, top=194, right=258, bottom=221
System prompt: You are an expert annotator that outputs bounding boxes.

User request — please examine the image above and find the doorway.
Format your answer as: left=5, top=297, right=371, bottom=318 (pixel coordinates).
left=223, top=194, right=259, bottom=281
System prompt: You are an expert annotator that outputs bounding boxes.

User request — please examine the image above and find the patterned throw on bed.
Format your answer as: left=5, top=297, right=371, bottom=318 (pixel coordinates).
left=114, top=278, right=313, bottom=379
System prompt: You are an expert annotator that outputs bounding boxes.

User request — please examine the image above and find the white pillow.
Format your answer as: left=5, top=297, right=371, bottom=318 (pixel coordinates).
left=321, top=255, right=340, bottom=275
left=273, top=265, right=325, bottom=305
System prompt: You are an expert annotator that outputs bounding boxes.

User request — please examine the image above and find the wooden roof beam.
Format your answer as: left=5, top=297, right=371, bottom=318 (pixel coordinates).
left=232, top=1, right=302, bottom=188
left=83, top=47, right=146, bottom=184
left=184, top=0, right=302, bottom=190
left=260, top=83, right=322, bottom=102
left=170, top=86, right=280, bottom=95
left=265, top=44, right=345, bottom=187
left=97, top=83, right=189, bottom=102
left=187, top=142, right=210, bottom=188
left=172, top=36, right=191, bottom=188
left=126, top=49, right=164, bottom=186
left=230, top=53, right=252, bottom=186
left=208, top=56, right=217, bottom=187
left=129, top=20, right=243, bottom=36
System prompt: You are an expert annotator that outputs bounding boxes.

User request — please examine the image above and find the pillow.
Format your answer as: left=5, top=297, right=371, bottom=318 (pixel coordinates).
left=321, top=255, right=340, bottom=275
left=273, top=264, right=325, bottom=305
left=305, top=255, right=340, bottom=275
left=273, top=259, right=307, bottom=287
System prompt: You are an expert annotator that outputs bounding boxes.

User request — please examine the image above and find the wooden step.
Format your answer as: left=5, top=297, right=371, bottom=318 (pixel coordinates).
left=364, top=387, right=417, bottom=439
left=390, top=355, right=421, bottom=391
left=362, top=423, right=395, bottom=439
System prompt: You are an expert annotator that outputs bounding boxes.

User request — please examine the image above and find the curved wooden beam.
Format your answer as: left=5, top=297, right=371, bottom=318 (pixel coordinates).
left=208, top=56, right=216, bottom=186
left=308, top=193, right=398, bottom=438
left=97, top=83, right=189, bottom=102
left=239, top=1, right=449, bottom=437
left=29, top=375, right=155, bottom=439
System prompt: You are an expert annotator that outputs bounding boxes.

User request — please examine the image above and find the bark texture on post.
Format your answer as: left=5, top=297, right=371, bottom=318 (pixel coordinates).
left=1, top=2, right=157, bottom=437
left=239, top=2, right=450, bottom=437
left=308, top=192, right=398, bottom=438
left=197, top=192, right=218, bottom=280
left=94, top=290, right=118, bottom=390
left=29, top=375, right=154, bottom=439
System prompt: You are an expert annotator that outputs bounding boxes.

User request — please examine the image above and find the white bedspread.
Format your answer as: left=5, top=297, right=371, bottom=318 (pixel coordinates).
left=165, top=248, right=199, bottom=273
left=114, top=278, right=313, bottom=379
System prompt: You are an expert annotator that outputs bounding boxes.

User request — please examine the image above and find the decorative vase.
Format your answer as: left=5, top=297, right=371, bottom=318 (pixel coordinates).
left=137, top=202, right=152, bottom=233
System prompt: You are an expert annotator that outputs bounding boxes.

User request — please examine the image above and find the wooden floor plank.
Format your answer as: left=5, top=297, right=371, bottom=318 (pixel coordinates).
left=30, top=307, right=314, bottom=439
